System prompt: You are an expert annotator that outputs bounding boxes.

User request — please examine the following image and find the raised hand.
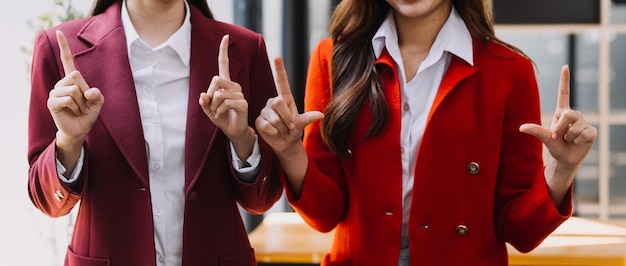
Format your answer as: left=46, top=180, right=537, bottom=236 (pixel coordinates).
left=519, top=65, right=596, bottom=169
left=519, top=65, right=597, bottom=206
left=256, top=57, right=324, bottom=155
left=256, top=57, right=323, bottom=196
left=199, top=35, right=255, bottom=159
left=49, top=30, right=104, bottom=148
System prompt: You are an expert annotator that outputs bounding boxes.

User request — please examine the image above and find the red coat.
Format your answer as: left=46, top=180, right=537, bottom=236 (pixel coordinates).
left=27, top=2, right=282, bottom=265
left=286, top=38, right=572, bottom=265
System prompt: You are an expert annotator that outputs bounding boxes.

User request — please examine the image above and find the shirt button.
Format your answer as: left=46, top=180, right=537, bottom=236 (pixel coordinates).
left=155, top=209, right=163, bottom=217
left=151, top=164, right=161, bottom=171
left=456, top=225, right=469, bottom=236
left=158, top=255, right=165, bottom=263
left=403, top=103, right=410, bottom=111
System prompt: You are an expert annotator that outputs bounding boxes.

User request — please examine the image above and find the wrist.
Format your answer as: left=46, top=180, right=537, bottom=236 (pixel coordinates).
left=56, top=131, right=85, bottom=152
left=230, top=127, right=256, bottom=160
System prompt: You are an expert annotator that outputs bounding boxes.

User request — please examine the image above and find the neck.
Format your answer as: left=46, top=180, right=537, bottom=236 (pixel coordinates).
left=394, top=4, right=451, bottom=51
left=126, top=0, right=186, bottom=47
left=394, top=3, right=451, bottom=81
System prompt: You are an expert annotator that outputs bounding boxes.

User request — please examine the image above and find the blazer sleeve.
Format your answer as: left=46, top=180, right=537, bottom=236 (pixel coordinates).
left=27, top=30, right=87, bottom=218
left=494, top=56, right=572, bottom=253
left=284, top=38, right=348, bottom=233
left=229, top=34, right=283, bottom=215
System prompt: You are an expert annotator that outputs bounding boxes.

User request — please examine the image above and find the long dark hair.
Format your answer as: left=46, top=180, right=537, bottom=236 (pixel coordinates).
left=90, top=0, right=213, bottom=19
left=323, top=0, right=522, bottom=158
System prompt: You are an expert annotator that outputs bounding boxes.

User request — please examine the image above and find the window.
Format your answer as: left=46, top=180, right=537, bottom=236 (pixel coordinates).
left=495, top=0, right=626, bottom=219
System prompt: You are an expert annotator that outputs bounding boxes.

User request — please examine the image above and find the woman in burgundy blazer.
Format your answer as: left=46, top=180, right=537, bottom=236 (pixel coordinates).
left=27, top=0, right=282, bottom=265
left=256, top=0, right=597, bottom=265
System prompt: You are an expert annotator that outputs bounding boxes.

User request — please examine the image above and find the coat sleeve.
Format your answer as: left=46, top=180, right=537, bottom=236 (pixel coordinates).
left=283, top=38, right=348, bottom=233
left=27, top=30, right=87, bottom=218
left=230, top=34, right=283, bottom=215
left=494, top=56, right=572, bottom=253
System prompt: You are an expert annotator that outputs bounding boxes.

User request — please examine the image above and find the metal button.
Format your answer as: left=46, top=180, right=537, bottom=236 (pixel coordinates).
left=467, top=162, right=479, bottom=175
left=54, top=190, right=65, bottom=201
left=345, top=149, right=352, bottom=158
left=262, top=176, right=268, bottom=184
left=456, top=225, right=469, bottom=236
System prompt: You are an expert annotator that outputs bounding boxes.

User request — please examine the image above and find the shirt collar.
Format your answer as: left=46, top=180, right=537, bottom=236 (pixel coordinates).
left=121, top=0, right=191, bottom=66
left=372, top=6, right=473, bottom=66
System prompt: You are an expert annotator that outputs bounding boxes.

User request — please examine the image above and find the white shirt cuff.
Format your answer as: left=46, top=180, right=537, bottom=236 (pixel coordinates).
left=230, top=134, right=261, bottom=182
left=56, top=147, right=85, bottom=184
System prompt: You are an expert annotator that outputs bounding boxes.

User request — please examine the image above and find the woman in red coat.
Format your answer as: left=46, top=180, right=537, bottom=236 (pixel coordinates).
left=27, top=0, right=282, bottom=265
left=257, top=0, right=597, bottom=265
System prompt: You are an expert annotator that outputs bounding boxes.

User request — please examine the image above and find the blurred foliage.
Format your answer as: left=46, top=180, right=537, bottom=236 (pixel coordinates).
left=21, top=0, right=85, bottom=72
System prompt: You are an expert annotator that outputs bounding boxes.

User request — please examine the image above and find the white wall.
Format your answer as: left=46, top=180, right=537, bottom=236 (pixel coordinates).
left=0, top=1, right=93, bottom=265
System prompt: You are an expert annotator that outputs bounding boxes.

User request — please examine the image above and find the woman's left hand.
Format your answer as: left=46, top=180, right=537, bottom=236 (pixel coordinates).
left=519, top=65, right=597, bottom=206
left=519, top=65, right=597, bottom=170
left=199, top=34, right=255, bottom=158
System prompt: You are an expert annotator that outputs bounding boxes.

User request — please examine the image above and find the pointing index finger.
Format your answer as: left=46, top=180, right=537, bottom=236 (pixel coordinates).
left=56, top=30, right=76, bottom=76
left=557, top=65, right=571, bottom=109
left=273, top=57, right=293, bottom=98
left=218, top=34, right=230, bottom=80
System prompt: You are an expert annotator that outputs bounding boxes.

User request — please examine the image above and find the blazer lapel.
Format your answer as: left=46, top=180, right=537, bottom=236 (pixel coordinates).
left=185, top=5, right=241, bottom=191
left=74, top=1, right=149, bottom=186
left=426, top=56, right=477, bottom=124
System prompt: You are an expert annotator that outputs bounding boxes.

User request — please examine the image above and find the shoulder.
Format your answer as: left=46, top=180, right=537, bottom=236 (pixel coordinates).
left=313, top=38, right=333, bottom=60
left=471, top=39, right=536, bottom=83
left=190, top=8, right=264, bottom=46
left=309, top=38, right=333, bottom=71
left=474, top=39, right=534, bottom=71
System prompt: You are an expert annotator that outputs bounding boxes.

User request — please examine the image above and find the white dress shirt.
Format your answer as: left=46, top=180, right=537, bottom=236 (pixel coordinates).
left=371, top=6, right=473, bottom=258
left=57, top=1, right=261, bottom=265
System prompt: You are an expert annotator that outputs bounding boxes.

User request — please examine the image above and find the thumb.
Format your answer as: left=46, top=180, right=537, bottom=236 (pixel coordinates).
left=295, top=111, right=324, bottom=130
left=84, top=88, right=105, bottom=108
left=519, top=123, right=551, bottom=143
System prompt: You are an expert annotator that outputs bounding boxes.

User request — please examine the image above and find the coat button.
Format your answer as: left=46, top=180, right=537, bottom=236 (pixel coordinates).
left=188, top=191, right=198, bottom=201
left=345, top=149, right=353, bottom=159
left=456, top=225, right=469, bottom=236
left=261, top=176, right=268, bottom=184
left=467, top=162, right=479, bottom=175
left=54, top=190, right=65, bottom=202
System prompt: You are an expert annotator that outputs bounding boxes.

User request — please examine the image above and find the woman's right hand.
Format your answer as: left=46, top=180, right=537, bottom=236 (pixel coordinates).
left=49, top=30, right=104, bottom=170
left=256, top=57, right=323, bottom=155
left=255, top=57, right=323, bottom=196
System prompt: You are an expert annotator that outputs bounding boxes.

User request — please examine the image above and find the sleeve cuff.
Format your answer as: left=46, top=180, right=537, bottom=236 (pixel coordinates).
left=56, top=147, right=85, bottom=184
left=230, top=134, right=261, bottom=182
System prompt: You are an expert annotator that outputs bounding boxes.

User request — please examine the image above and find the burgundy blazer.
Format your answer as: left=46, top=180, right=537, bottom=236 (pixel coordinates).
left=27, top=2, right=282, bottom=265
left=286, top=38, right=573, bottom=265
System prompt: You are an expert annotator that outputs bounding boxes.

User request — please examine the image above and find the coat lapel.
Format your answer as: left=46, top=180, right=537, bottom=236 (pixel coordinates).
left=74, top=1, right=149, bottom=186
left=426, top=56, right=477, bottom=124
left=184, top=5, right=241, bottom=191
